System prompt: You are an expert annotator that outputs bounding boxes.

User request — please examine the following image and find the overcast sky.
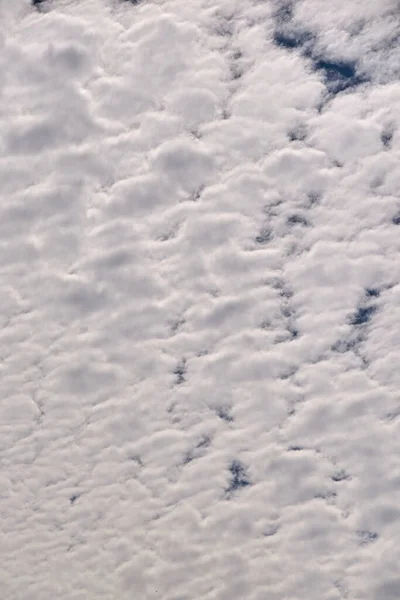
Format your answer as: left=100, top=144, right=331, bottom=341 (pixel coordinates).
left=1, top=0, right=400, bottom=599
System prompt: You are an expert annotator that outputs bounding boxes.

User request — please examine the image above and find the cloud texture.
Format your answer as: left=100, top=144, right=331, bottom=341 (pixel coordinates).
left=1, top=0, right=400, bottom=598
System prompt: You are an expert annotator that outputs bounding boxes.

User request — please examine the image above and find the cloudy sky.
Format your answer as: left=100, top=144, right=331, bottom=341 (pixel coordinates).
left=1, top=0, right=400, bottom=598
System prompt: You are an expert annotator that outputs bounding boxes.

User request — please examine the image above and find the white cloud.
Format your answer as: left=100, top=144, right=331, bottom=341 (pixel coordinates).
left=1, top=0, right=400, bottom=599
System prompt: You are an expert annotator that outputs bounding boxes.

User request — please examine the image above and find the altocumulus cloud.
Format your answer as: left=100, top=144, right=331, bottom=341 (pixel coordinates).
left=1, top=0, right=400, bottom=599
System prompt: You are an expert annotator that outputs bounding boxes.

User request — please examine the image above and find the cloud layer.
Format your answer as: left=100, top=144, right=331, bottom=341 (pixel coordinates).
left=1, top=1, right=400, bottom=598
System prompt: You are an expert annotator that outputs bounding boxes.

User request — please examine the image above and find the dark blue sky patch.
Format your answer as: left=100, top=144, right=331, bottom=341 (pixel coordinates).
left=273, top=29, right=313, bottom=52
left=197, top=436, right=211, bottom=449
left=255, top=227, right=272, bottom=244
left=281, top=304, right=293, bottom=319
left=332, top=469, right=351, bottom=482
left=263, top=524, right=279, bottom=537
left=183, top=451, right=194, bottom=465
left=316, top=59, right=356, bottom=79
left=279, top=285, right=293, bottom=299
left=350, top=305, right=377, bottom=326
left=366, top=288, right=380, bottom=298
left=273, top=31, right=298, bottom=49
left=174, top=359, right=186, bottom=385
left=392, top=213, right=400, bottom=225
left=381, top=130, right=393, bottom=148
left=288, top=127, right=307, bottom=142
left=331, top=158, right=344, bottom=168
left=217, top=406, right=234, bottom=422
left=189, top=185, right=204, bottom=202
left=183, top=438, right=210, bottom=464
left=313, top=58, right=366, bottom=92
left=287, top=214, right=308, bottom=226
left=226, top=460, right=251, bottom=493
left=358, top=530, right=379, bottom=545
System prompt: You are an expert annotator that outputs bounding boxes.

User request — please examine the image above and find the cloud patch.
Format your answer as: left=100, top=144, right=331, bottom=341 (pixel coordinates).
left=1, top=1, right=400, bottom=599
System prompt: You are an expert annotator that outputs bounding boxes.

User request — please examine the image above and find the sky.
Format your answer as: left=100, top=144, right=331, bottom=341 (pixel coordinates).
left=1, top=0, right=400, bottom=598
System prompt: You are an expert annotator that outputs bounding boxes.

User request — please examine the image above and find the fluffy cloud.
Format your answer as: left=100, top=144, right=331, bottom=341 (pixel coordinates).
left=1, top=0, right=400, bottom=599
